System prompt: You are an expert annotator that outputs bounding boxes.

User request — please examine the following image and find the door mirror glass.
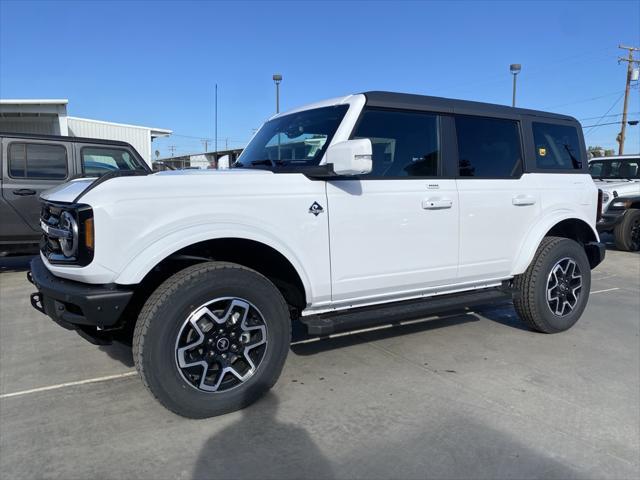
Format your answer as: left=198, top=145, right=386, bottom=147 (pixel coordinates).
left=325, top=139, right=372, bottom=176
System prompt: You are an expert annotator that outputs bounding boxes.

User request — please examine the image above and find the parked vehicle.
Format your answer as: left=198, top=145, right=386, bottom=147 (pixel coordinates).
left=152, top=161, right=176, bottom=172
left=596, top=193, right=640, bottom=251
left=28, top=92, right=605, bottom=418
left=1, top=133, right=150, bottom=255
left=589, top=155, right=640, bottom=211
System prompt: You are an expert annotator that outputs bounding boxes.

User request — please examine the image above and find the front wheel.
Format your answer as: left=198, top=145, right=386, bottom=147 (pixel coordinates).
left=614, top=209, right=640, bottom=252
left=513, top=237, right=591, bottom=333
left=133, top=262, right=291, bottom=418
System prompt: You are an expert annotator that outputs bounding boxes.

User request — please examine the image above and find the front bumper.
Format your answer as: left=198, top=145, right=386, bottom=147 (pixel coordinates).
left=28, top=256, right=134, bottom=332
left=596, top=210, right=627, bottom=232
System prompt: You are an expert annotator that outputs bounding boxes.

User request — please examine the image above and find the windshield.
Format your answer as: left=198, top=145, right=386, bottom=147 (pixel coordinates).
left=235, top=105, right=349, bottom=168
left=81, top=146, right=149, bottom=177
left=589, top=158, right=640, bottom=179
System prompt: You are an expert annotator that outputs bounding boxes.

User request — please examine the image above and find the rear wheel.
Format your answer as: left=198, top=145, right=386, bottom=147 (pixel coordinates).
left=513, top=237, right=591, bottom=333
left=614, top=209, right=640, bottom=252
left=133, top=262, right=291, bottom=418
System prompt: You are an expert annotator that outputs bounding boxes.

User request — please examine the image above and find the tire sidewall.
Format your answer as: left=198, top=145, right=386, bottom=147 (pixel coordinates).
left=533, top=239, right=591, bottom=332
left=140, top=266, right=290, bottom=418
left=620, top=210, right=640, bottom=251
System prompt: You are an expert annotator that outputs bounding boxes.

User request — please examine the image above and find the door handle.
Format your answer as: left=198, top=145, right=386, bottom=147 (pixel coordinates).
left=512, top=195, right=536, bottom=206
left=422, top=198, right=453, bottom=210
left=13, top=189, right=36, bottom=196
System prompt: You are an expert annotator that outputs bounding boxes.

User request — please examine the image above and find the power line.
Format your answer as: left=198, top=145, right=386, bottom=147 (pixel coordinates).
left=543, top=90, right=626, bottom=109
left=583, top=120, right=638, bottom=128
left=579, top=112, right=639, bottom=121
left=584, top=92, right=625, bottom=134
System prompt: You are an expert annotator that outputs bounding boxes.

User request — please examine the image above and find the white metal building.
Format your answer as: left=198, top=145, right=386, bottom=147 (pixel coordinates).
left=0, top=99, right=171, bottom=165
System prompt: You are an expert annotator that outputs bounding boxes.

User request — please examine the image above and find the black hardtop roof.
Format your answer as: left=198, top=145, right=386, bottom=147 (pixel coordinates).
left=0, top=131, right=135, bottom=148
left=362, top=91, right=577, bottom=123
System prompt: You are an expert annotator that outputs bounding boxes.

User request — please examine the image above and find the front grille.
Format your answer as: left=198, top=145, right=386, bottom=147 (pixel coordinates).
left=40, top=202, right=67, bottom=259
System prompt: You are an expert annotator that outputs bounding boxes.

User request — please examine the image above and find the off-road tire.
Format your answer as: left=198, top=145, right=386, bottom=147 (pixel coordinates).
left=613, top=209, right=640, bottom=252
left=513, top=236, right=591, bottom=333
left=132, top=261, right=291, bottom=418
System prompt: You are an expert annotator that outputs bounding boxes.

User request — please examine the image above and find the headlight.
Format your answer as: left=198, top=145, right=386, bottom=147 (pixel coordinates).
left=40, top=202, right=94, bottom=266
left=58, top=211, right=78, bottom=257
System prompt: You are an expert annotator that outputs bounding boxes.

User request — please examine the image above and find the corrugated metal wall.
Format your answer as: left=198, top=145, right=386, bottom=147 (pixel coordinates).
left=67, top=117, right=151, bottom=164
left=0, top=117, right=60, bottom=135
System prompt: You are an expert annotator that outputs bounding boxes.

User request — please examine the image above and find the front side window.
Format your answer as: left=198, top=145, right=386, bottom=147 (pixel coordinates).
left=81, top=147, right=144, bottom=176
left=9, top=143, right=67, bottom=179
left=351, top=109, right=439, bottom=177
left=456, top=116, right=522, bottom=177
left=235, top=105, right=349, bottom=168
left=533, top=122, right=583, bottom=170
left=589, top=158, right=640, bottom=179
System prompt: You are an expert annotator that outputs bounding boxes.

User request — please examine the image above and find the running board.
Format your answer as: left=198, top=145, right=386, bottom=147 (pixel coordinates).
left=300, top=288, right=511, bottom=336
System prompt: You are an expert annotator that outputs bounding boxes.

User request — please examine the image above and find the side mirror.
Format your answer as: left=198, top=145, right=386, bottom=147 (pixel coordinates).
left=325, top=139, right=372, bottom=176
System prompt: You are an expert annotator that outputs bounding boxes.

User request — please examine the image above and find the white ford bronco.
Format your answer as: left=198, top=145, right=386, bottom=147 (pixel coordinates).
left=29, top=92, right=605, bottom=418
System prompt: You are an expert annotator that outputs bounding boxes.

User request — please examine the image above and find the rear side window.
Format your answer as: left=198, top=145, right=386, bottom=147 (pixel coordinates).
left=533, top=122, right=583, bottom=170
left=455, top=116, right=522, bottom=177
left=8, top=143, right=68, bottom=179
left=81, top=147, right=142, bottom=176
left=352, top=108, right=439, bottom=177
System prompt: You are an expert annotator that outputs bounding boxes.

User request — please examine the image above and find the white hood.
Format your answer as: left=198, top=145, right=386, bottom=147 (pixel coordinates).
left=40, top=178, right=98, bottom=204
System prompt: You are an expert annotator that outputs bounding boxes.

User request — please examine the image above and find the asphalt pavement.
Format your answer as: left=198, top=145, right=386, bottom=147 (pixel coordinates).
left=0, top=242, right=638, bottom=479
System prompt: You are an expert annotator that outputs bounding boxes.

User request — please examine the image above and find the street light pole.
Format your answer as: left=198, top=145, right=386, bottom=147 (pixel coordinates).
left=510, top=64, right=521, bottom=107
left=273, top=74, right=282, bottom=113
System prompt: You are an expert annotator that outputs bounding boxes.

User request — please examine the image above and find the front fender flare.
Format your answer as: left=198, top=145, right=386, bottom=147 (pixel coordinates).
left=113, top=222, right=314, bottom=302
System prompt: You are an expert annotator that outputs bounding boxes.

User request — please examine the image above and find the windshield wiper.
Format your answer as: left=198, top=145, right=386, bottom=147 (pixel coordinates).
left=250, top=159, right=287, bottom=167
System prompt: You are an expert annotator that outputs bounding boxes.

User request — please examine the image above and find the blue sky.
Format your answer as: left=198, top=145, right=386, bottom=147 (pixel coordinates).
left=1, top=0, right=638, bottom=157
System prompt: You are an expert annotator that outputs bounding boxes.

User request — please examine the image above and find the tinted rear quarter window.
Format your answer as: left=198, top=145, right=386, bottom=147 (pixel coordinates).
left=455, top=116, right=522, bottom=177
left=8, top=143, right=67, bottom=179
left=352, top=109, right=440, bottom=177
left=532, top=122, right=583, bottom=170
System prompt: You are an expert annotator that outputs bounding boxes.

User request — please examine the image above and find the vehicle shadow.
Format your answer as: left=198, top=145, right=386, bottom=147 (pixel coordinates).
left=98, top=340, right=135, bottom=368
left=191, top=393, right=582, bottom=480
left=192, top=393, right=334, bottom=480
left=0, top=254, right=35, bottom=273
left=291, top=302, right=531, bottom=356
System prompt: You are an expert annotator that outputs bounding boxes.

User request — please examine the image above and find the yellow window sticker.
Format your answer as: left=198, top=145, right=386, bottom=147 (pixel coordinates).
left=538, top=147, right=547, bottom=156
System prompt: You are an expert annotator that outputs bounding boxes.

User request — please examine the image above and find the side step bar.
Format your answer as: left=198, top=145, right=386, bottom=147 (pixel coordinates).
left=300, top=287, right=511, bottom=336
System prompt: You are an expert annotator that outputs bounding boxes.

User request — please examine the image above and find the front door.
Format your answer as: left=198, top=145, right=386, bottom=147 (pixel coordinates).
left=326, top=108, right=459, bottom=305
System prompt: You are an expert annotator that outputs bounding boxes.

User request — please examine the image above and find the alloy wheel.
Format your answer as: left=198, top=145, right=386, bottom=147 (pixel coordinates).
left=546, top=257, right=582, bottom=317
left=175, top=297, right=267, bottom=393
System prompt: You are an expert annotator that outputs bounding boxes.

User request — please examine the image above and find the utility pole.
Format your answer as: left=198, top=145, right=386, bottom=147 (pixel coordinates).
left=201, top=139, right=209, bottom=152
left=617, top=45, right=640, bottom=155
left=214, top=83, right=218, bottom=153
left=168, top=145, right=176, bottom=157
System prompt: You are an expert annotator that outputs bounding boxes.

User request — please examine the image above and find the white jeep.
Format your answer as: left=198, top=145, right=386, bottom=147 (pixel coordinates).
left=588, top=155, right=640, bottom=210
left=29, top=92, right=605, bottom=418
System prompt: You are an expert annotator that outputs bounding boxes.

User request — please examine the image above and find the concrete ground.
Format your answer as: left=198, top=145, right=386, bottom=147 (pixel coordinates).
left=1, top=242, right=638, bottom=479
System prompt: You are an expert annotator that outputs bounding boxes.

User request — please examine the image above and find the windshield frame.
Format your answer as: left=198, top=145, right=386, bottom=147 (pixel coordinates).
left=234, top=104, right=350, bottom=170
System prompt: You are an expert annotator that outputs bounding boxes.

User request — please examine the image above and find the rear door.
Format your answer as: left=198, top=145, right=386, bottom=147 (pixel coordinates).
left=454, top=114, right=541, bottom=282
left=0, top=139, right=73, bottom=241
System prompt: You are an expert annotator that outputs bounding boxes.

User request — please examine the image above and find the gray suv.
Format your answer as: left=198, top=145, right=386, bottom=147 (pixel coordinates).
left=1, top=133, right=150, bottom=255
